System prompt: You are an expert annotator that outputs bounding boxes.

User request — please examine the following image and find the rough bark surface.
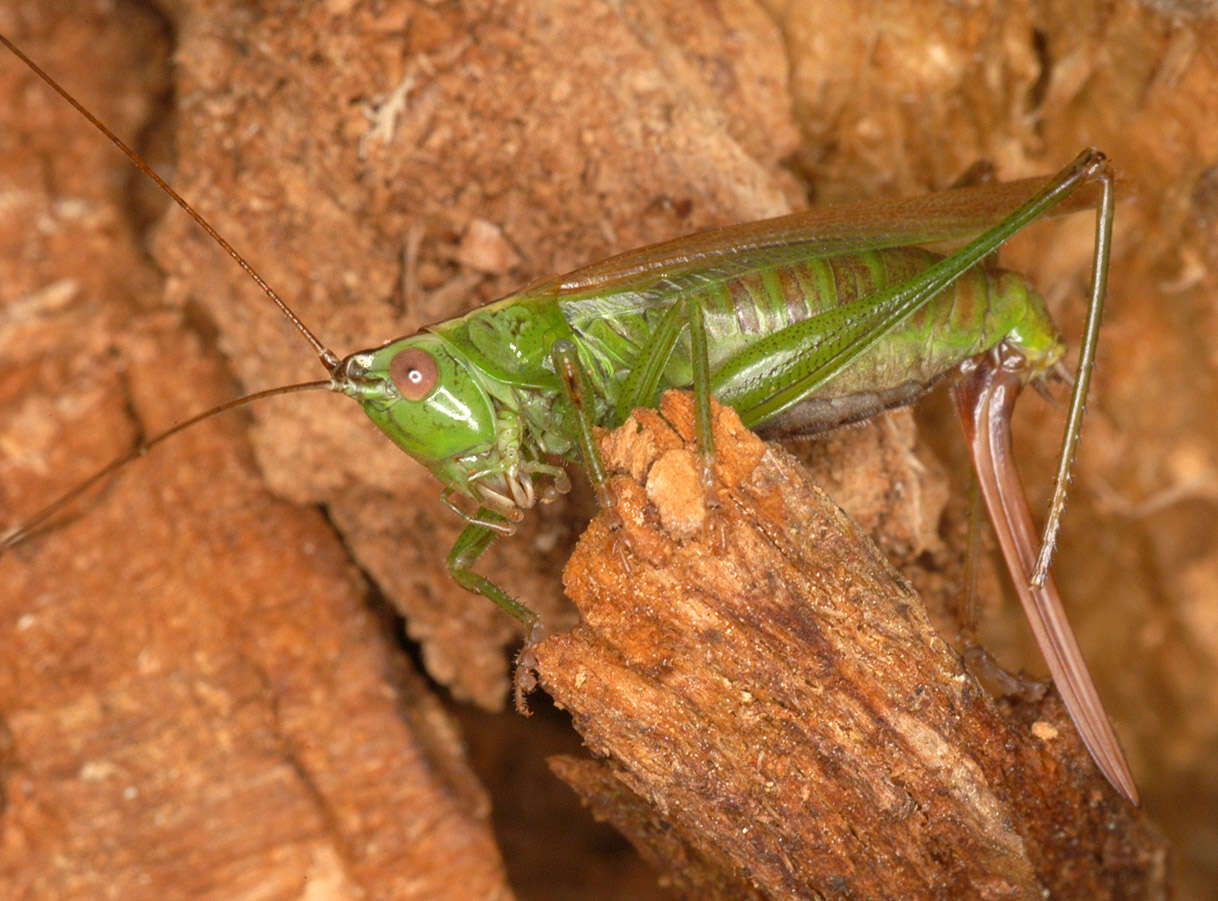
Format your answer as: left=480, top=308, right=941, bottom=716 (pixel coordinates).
left=535, top=393, right=1166, bottom=899
left=0, top=4, right=515, bottom=899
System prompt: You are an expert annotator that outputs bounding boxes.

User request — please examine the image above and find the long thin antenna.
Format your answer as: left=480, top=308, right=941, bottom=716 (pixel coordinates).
left=1, top=380, right=335, bottom=554
left=0, top=33, right=341, bottom=372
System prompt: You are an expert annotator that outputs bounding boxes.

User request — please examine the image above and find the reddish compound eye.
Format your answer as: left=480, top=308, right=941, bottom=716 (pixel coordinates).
left=389, top=347, right=438, bottom=400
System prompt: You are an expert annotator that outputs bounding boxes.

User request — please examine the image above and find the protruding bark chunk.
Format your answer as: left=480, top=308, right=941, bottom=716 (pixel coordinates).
left=535, top=392, right=1166, bottom=899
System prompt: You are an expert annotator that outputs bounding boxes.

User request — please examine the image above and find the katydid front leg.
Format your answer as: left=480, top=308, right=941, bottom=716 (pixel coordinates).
left=451, top=302, right=717, bottom=630
left=447, top=513, right=537, bottom=626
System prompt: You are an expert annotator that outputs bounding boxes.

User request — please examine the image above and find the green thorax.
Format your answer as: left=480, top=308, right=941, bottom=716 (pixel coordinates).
left=427, top=280, right=572, bottom=391
left=424, top=279, right=590, bottom=461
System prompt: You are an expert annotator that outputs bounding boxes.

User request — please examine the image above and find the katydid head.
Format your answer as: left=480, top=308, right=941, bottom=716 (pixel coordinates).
left=336, top=334, right=541, bottom=521
left=338, top=334, right=495, bottom=461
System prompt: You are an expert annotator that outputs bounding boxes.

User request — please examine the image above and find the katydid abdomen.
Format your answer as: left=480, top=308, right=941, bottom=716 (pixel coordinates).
left=563, top=245, right=1063, bottom=439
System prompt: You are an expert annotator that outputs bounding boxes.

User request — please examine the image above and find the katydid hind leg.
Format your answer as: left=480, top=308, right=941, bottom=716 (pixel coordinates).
left=1031, top=157, right=1115, bottom=587
left=953, top=354, right=1138, bottom=805
left=563, top=166, right=1103, bottom=294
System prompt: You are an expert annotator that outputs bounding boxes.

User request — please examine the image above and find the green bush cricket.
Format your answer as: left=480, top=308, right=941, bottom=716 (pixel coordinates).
left=0, top=34, right=1137, bottom=805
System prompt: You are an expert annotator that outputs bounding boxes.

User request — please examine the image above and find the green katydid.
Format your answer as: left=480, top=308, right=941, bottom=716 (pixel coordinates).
left=0, top=35, right=1137, bottom=805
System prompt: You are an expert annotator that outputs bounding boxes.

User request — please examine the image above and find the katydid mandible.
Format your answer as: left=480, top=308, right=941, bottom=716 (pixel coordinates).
left=0, top=35, right=1136, bottom=805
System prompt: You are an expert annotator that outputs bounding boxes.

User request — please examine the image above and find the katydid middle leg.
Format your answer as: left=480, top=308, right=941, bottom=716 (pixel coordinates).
left=554, top=296, right=722, bottom=526
left=687, top=295, right=718, bottom=495
left=550, top=340, right=614, bottom=512
left=557, top=290, right=723, bottom=486
left=611, top=293, right=720, bottom=479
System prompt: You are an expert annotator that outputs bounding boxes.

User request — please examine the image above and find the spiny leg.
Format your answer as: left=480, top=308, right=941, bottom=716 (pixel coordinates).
left=687, top=296, right=716, bottom=490
left=960, top=471, right=984, bottom=639
left=447, top=515, right=548, bottom=711
left=550, top=339, right=640, bottom=575
left=447, top=514, right=537, bottom=626
left=550, top=339, right=613, bottom=511
left=604, top=296, right=721, bottom=535
left=687, top=296, right=729, bottom=551
left=611, top=292, right=716, bottom=478
left=1031, top=157, right=1115, bottom=586
left=613, top=299, right=686, bottom=423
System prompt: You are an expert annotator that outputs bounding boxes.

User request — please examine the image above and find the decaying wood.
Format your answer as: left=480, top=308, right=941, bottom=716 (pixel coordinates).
left=534, top=393, right=1167, bottom=899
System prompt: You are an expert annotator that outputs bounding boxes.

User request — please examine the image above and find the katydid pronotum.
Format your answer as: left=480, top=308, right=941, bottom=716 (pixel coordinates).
left=0, top=34, right=1137, bottom=805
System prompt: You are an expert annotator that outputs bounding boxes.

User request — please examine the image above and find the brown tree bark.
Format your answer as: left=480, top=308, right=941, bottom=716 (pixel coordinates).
left=535, top=393, right=1167, bottom=899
